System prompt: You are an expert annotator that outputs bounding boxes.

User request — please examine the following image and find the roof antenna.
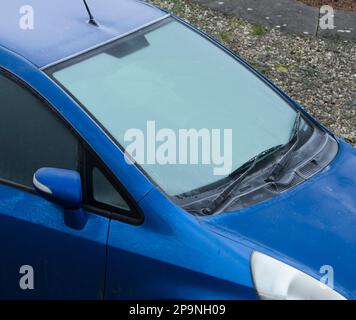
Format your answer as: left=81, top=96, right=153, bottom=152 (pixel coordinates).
left=83, top=0, right=99, bottom=27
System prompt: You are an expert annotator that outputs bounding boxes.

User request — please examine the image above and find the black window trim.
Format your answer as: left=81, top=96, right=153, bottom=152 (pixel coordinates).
left=81, top=145, right=144, bottom=225
left=0, top=67, right=144, bottom=225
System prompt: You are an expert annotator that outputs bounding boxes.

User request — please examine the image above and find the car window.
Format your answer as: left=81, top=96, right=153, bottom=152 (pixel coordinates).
left=92, top=166, right=130, bottom=211
left=49, top=18, right=299, bottom=196
left=0, top=72, right=78, bottom=188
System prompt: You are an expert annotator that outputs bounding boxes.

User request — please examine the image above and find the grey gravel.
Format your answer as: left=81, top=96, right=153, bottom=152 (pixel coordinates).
left=147, top=0, right=356, bottom=145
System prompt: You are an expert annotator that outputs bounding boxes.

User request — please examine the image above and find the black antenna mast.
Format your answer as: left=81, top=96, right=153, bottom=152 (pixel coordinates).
left=83, top=0, right=99, bottom=27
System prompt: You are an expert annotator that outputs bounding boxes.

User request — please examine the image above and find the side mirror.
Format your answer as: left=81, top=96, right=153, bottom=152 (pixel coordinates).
left=33, top=168, right=82, bottom=209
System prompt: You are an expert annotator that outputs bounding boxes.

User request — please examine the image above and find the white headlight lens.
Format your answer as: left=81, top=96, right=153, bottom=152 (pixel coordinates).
left=251, top=251, right=346, bottom=300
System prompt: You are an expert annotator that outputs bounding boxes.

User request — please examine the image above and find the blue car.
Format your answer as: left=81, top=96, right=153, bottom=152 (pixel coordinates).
left=0, top=0, right=355, bottom=300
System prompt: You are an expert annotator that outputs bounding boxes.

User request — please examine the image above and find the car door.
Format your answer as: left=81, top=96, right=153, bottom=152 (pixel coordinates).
left=0, top=70, right=109, bottom=299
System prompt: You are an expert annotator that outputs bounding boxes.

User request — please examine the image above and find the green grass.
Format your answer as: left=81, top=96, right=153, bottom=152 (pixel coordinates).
left=251, top=24, right=268, bottom=36
left=219, top=31, right=234, bottom=43
left=276, top=64, right=289, bottom=73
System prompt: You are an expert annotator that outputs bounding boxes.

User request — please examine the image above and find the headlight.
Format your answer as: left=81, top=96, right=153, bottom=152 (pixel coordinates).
left=251, top=251, right=346, bottom=300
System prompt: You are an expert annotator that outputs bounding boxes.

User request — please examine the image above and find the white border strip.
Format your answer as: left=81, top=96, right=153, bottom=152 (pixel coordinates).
left=33, top=175, right=52, bottom=195
left=40, top=13, right=170, bottom=70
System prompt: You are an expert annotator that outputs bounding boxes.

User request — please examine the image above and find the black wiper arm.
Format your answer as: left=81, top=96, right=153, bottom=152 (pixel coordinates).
left=202, top=144, right=282, bottom=215
left=266, top=110, right=302, bottom=182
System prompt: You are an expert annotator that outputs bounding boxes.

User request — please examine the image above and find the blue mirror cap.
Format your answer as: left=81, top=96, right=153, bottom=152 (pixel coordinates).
left=33, top=168, right=82, bottom=209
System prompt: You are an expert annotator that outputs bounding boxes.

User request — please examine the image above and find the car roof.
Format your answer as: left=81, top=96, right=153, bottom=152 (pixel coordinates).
left=0, top=0, right=168, bottom=68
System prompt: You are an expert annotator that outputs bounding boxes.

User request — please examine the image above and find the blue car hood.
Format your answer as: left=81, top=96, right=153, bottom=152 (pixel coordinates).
left=204, top=139, right=356, bottom=298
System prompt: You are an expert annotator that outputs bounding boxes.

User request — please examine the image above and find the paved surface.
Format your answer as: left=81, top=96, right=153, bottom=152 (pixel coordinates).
left=190, top=0, right=356, bottom=40
left=318, top=9, right=356, bottom=40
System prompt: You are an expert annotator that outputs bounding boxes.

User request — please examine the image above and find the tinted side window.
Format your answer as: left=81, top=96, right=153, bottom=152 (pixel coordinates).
left=84, top=151, right=142, bottom=223
left=92, top=167, right=130, bottom=211
left=0, top=73, right=78, bottom=188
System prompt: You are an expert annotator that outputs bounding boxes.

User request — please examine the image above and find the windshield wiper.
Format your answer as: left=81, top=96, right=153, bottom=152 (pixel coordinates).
left=201, top=144, right=283, bottom=215
left=266, top=110, right=302, bottom=182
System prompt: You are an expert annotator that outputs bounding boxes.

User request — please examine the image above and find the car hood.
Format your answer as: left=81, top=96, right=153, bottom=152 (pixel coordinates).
left=203, top=139, right=356, bottom=298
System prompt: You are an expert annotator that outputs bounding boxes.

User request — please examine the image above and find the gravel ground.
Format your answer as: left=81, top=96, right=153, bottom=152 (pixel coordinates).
left=148, top=0, right=356, bottom=145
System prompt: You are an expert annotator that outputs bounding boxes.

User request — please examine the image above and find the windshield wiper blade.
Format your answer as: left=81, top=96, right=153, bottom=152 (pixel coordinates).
left=266, top=110, right=302, bottom=182
left=227, top=145, right=280, bottom=178
left=202, top=144, right=283, bottom=215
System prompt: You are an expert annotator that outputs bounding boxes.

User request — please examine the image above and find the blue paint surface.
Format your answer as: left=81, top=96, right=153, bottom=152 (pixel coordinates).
left=0, top=183, right=109, bottom=299
left=204, top=140, right=356, bottom=299
left=0, top=0, right=166, bottom=67
left=0, top=4, right=355, bottom=299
